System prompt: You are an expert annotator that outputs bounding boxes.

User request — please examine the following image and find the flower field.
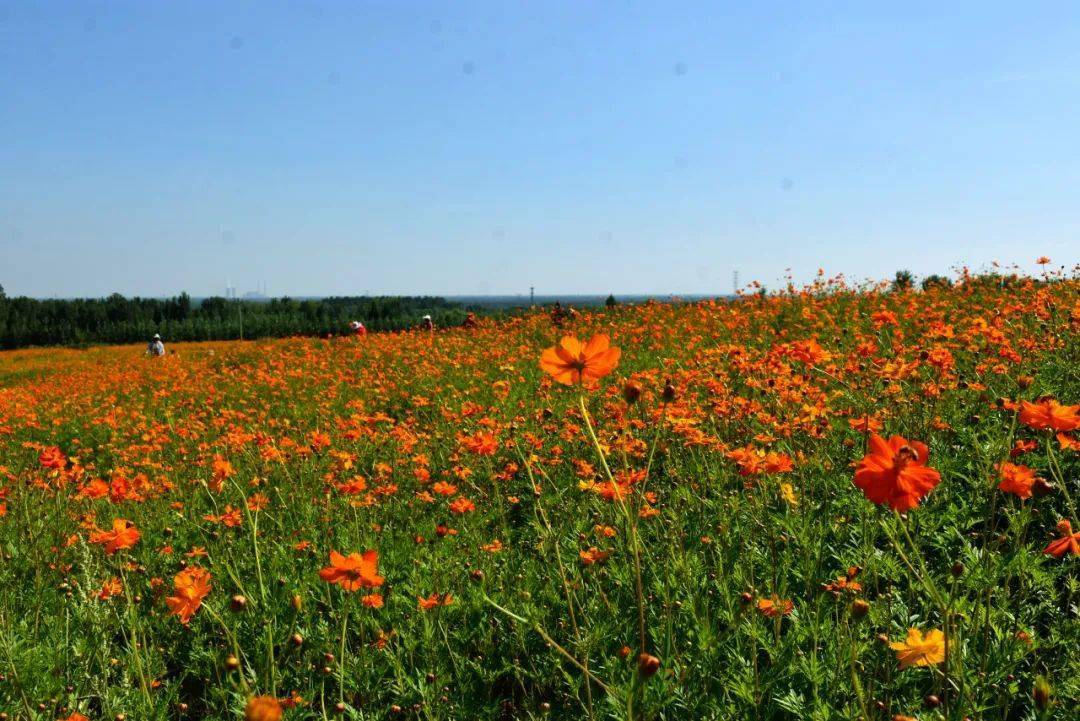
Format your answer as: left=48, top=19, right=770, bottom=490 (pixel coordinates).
left=1, top=274, right=1078, bottom=720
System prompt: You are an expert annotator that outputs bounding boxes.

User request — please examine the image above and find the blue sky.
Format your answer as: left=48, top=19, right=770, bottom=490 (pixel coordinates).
left=1, top=2, right=1078, bottom=298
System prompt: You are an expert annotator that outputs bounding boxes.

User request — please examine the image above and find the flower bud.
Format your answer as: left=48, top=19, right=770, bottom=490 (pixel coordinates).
left=1034, top=675, right=1052, bottom=710
left=662, top=381, right=676, bottom=403
left=637, top=653, right=660, bottom=678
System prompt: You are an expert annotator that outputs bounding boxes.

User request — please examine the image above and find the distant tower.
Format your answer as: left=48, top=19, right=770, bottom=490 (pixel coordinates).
left=530, top=286, right=535, bottom=305
left=732, top=270, right=739, bottom=296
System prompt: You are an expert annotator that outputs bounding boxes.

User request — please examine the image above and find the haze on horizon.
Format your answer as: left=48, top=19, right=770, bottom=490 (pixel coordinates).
left=2, top=1, right=1078, bottom=299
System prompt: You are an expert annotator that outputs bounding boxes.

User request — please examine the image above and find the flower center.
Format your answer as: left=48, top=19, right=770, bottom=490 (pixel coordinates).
left=895, top=444, right=919, bottom=469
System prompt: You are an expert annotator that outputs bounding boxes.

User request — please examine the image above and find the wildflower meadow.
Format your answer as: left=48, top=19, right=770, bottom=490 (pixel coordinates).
left=0, top=270, right=1078, bottom=721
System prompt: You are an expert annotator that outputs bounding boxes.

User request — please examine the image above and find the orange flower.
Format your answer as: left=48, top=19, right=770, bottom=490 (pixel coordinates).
left=889, top=628, right=946, bottom=668
left=762, top=452, right=794, bottom=474
left=448, top=497, right=476, bottom=514
left=361, top=593, right=384, bottom=608
left=756, top=595, right=793, bottom=617
left=871, top=310, right=899, bottom=327
left=539, top=334, right=621, bottom=385
left=848, top=416, right=884, bottom=433
left=38, top=446, right=67, bottom=469
left=204, top=505, right=243, bottom=528
left=853, top=434, right=941, bottom=511
left=88, top=519, right=141, bottom=555
left=417, top=592, right=453, bottom=610
left=244, top=695, right=283, bottom=721
left=165, top=567, right=211, bottom=624
left=462, top=431, right=498, bottom=456
left=1018, top=399, right=1080, bottom=432
left=579, top=547, right=610, bottom=565
left=997, top=462, right=1038, bottom=499
left=97, top=577, right=123, bottom=600
left=319, top=550, right=384, bottom=591
left=1043, top=520, right=1080, bottom=558
left=62, top=714, right=90, bottom=721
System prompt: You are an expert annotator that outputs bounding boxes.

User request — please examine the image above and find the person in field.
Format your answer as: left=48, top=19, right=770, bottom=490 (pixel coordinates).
left=146, top=334, right=165, bottom=357
left=348, top=320, right=367, bottom=336
left=463, top=312, right=478, bottom=329
left=421, top=315, right=435, bottom=332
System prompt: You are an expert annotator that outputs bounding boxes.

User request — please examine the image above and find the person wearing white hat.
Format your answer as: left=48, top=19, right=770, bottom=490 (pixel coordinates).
left=421, top=315, right=434, bottom=332
left=146, top=333, right=165, bottom=357
left=348, top=320, right=367, bottom=336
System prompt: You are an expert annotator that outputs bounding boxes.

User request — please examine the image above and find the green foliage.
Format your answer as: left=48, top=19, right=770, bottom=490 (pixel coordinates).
left=893, top=269, right=914, bottom=291
left=921, top=274, right=953, bottom=291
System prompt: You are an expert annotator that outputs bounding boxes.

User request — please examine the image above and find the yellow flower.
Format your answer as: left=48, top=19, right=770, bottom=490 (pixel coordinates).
left=889, top=628, right=945, bottom=668
left=780, top=483, right=798, bottom=506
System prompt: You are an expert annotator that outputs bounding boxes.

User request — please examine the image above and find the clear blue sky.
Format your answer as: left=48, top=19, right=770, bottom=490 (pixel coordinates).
left=2, top=2, right=1078, bottom=298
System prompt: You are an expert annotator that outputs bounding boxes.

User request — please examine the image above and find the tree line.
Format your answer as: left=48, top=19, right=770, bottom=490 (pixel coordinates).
left=0, top=285, right=467, bottom=349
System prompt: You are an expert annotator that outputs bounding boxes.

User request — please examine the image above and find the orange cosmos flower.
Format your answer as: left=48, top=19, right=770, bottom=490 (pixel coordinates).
left=846, top=416, right=881, bottom=433
left=448, top=497, right=476, bottom=514
left=88, top=519, right=141, bottom=555
left=165, top=567, right=211, bottom=624
left=889, top=628, right=946, bottom=668
left=762, top=451, right=794, bottom=474
left=853, top=434, right=941, bottom=511
left=1043, top=520, right=1080, bottom=558
left=204, top=505, right=243, bottom=528
left=539, top=334, right=621, bottom=385
left=38, top=446, right=67, bottom=469
left=417, top=592, right=453, bottom=610
left=756, top=596, right=793, bottom=618
left=462, top=431, right=499, bottom=456
left=244, top=695, right=283, bottom=721
left=871, top=310, right=899, bottom=327
left=579, top=547, right=610, bottom=565
left=997, top=462, right=1038, bottom=499
left=361, top=593, right=384, bottom=608
left=97, top=577, right=123, bottom=600
left=319, top=550, right=384, bottom=591
left=1010, top=439, right=1038, bottom=457
left=1018, top=399, right=1080, bottom=432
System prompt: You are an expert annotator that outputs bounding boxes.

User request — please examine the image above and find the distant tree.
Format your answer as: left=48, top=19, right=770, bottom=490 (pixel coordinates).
left=174, top=292, right=192, bottom=320
left=893, top=270, right=914, bottom=292
left=0, top=291, right=468, bottom=349
left=0, top=283, right=5, bottom=299
left=605, top=294, right=618, bottom=308
left=921, top=274, right=953, bottom=291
